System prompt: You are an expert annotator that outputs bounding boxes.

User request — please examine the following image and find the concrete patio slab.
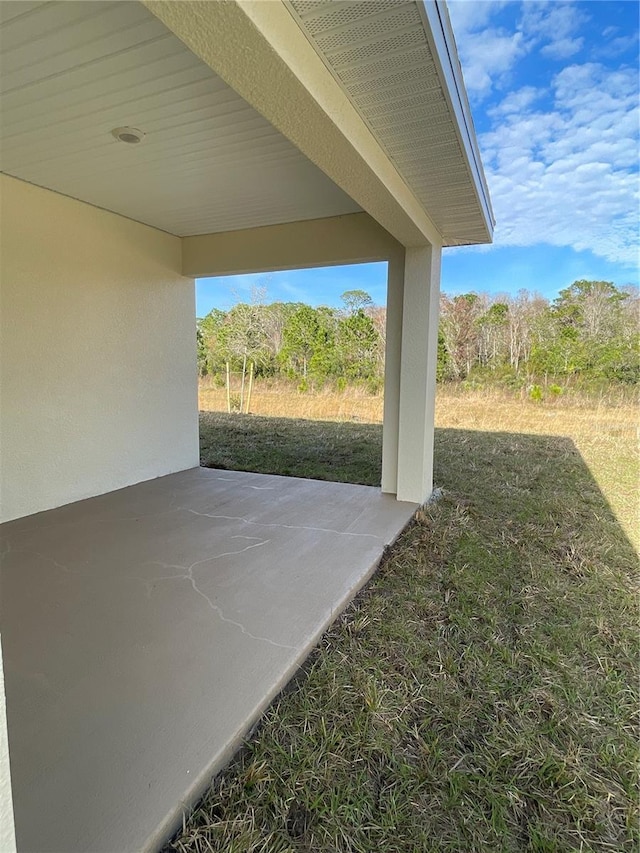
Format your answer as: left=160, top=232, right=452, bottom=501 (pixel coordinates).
left=0, top=468, right=416, bottom=853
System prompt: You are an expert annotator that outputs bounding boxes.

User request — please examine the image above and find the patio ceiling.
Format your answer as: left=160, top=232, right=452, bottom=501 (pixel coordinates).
left=0, top=1, right=360, bottom=236
left=0, top=0, right=493, bottom=246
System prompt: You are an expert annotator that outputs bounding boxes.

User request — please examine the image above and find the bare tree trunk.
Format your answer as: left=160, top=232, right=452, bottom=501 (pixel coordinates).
left=246, top=362, right=254, bottom=414
left=240, top=350, right=247, bottom=412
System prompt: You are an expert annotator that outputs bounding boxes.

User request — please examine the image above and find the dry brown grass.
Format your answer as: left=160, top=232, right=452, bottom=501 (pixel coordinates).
left=435, top=386, right=639, bottom=551
left=199, top=380, right=384, bottom=423
left=199, top=380, right=639, bottom=550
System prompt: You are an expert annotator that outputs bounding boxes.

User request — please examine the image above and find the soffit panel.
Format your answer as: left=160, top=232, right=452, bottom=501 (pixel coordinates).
left=287, top=0, right=492, bottom=246
left=0, top=1, right=360, bottom=237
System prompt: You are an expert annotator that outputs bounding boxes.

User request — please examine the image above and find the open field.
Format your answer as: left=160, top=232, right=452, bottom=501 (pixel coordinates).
left=169, top=385, right=640, bottom=852
left=200, top=382, right=639, bottom=550
left=199, top=381, right=385, bottom=424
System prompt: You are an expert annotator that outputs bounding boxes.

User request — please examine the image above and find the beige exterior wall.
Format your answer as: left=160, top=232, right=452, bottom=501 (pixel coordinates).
left=182, top=212, right=403, bottom=277
left=0, top=176, right=199, bottom=522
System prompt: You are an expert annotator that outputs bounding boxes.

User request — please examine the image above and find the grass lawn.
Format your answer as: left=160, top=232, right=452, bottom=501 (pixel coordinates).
left=167, top=393, right=638, bottom=852
left=199, top=411, right=383, bottom=486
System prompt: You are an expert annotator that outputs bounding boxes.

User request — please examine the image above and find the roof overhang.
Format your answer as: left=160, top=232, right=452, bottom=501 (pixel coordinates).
left=1, top=0, right=493, bottom=249
left=144, top=0, right=493, bottom=247
left=417, top=2, right=495, bottom=241
left=284, top=0, right=494, bottom=245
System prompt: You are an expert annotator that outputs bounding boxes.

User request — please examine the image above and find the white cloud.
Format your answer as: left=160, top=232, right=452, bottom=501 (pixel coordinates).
left=540, top=36, right=584, bottom=60
left=455, top=28, right=527, bottom=97
left=448, top=2, right=638, bottom=267
left=518, top=1, right=586, bottom=40
left=488, top=85, right=543, bottom=116
left=594, top=32, right=639, bottom=59
left=519, top=3, right=587, bottom=61
left=479, top=61, right=639, bottom=266
left=278, top=280, right=313, bottom=303
left=449, top=1, right=591, bottom=100
left=447, top=0, right=509, bottom=35
left=448, top=1, right=529, bottom=99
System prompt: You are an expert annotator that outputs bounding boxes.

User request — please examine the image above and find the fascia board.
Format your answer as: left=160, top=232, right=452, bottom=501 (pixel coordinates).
left=417, top=0, right=495, bottom=241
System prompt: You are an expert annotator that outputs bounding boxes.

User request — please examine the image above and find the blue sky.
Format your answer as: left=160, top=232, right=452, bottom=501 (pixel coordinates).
left=196, top=0, right=638, bottom=316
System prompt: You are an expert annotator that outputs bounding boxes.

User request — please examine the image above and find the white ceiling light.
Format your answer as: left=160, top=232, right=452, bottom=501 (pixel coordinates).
left=111, top=126, right=145, bottom=144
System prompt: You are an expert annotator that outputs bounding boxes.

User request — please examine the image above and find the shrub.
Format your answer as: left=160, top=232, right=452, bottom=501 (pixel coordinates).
left=528, top=384, right=544, bottom=401
left=366, top=377, right=384, bottom=395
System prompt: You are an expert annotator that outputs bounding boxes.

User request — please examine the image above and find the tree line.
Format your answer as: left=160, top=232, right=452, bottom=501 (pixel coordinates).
left=197, top=281, right=639, bottom=390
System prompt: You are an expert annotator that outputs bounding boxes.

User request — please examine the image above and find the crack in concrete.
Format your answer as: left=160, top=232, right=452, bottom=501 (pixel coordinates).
left=5, top=538, right=294, bottom=651
left=231, top=535, right=265, bottom=541
left=143, top=540, right=297, bottom=651
left=7, top=546, right=88, bottom=578
left=212, top=477, right=274, bottom=491
left=184, top=508, right=381, bottom=539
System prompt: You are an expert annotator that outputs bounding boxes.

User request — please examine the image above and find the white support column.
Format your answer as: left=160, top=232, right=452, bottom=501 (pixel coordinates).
left=0, top=635, right=16, bottom=853
left=381, top=254, right=405, bottom=494
left=396, top=243, right=442, bottom=504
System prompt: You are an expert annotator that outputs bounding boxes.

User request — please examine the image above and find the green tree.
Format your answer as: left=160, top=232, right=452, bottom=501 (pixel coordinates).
left=552, top=280, right=628, bottom=340
left=341, top=289, right=373, bottom=315
left=307, top=307, right=340, bottom=382
left=280, top=305, right=341, bottom=384
left=337, top=309, right=380, bottom=382
left=436, top=327, right=449, bottom=381
left=535, top=280, right=639, bottom=383
left=476, top=301, right=508, bottom=369
left=197, top=308, right=228, bottom=376
left=280, top=304, right=322, bottom=378
left=217, top=302, right=275, bottom=374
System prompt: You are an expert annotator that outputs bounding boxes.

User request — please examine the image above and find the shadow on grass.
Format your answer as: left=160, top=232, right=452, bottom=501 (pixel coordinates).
left=200, top=411, right=384, bottom=485
left=180, top=412, right=640, bottom=852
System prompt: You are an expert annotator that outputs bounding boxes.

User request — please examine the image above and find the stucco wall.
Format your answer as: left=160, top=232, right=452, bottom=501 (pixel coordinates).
left=0, top=175, right=199, bottom=522
left=182, top=213, right=403, bottom=277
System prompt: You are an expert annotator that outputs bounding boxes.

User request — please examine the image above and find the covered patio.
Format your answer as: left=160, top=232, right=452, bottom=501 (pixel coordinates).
left=0, top=1, right=493, bottom=850
left=1, top=468, right=415, bottom=851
